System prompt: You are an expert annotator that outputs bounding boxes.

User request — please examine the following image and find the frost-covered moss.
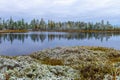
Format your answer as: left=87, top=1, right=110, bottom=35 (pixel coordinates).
left=1, top=46, right=120, bottom=80
left=0, top=56, right=80, bottom=79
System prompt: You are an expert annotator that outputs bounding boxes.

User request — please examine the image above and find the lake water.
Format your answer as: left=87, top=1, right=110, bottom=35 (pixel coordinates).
left=0, top=32, right=120, bottom=56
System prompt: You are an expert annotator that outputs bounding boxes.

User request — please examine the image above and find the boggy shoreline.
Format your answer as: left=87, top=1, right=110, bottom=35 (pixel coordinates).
left=0, top=46, right=120, bottom=80
left=1, top=29, right=120, bottom=33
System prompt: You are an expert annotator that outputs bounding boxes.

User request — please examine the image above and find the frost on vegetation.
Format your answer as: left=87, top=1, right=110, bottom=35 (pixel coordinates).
left=0, top=56, right=80, bottom=79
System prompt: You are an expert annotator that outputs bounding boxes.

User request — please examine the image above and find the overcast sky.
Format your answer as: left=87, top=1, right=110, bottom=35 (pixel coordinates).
left=0, top=0, right=120, bottom=25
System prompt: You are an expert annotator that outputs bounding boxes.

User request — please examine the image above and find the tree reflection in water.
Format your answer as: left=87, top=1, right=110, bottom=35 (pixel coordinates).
left=0, top=32, right=120, bottom=44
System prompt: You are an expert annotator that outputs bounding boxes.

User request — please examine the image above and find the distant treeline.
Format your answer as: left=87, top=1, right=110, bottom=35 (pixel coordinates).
left=0, top=17, right=119, bottom=31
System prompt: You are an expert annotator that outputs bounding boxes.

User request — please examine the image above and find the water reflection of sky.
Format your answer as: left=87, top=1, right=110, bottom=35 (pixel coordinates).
left=0, top=32, right=120, bottom=56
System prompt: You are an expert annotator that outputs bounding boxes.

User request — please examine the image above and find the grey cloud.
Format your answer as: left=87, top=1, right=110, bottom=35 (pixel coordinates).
left=0, top=0, right=119, bottom=25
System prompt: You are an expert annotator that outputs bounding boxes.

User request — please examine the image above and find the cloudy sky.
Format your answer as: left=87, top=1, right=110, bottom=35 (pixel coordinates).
left=0, top=0, right=120, bottom=25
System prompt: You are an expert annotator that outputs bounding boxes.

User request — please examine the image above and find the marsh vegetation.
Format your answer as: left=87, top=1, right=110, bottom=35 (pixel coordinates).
left=0, top=46, right=120, bottom=79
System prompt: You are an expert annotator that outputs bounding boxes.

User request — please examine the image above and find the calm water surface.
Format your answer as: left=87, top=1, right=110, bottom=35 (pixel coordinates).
left=0, top=32, right=120, bottom=56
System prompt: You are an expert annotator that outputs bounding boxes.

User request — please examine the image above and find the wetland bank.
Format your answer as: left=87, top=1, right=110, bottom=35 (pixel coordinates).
left=0, top=46, right=120, bottom=80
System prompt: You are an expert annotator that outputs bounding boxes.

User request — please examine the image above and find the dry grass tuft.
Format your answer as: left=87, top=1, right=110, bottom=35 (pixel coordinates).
left=89, top=46, right=112, bottom=52
left=110, top=58, right=120, bottom=63
left=0, top=30, right=28, bottom=33
left=5, top=73, right=10, bottom=80
left=41, top=57, right=64, bottom=66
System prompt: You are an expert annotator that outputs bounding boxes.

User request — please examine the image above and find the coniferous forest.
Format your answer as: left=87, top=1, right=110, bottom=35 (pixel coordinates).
left=0, top=17, right=119, bottom=31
